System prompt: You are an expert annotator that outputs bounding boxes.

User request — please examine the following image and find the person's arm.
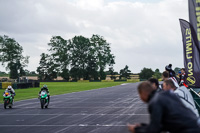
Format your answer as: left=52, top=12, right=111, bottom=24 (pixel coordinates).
left=12, top=88, right=15, bottom=93
left=135, top=100, right=163, bottom=133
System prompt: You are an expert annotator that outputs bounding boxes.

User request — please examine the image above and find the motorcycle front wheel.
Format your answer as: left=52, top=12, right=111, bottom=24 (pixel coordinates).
left=41, top=99, right=45, bottom=109
left=4, top=100, right=9, bottom=109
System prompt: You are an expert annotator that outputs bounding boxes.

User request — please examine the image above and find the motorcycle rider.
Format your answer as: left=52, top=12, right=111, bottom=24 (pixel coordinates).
left=4, top=85, right=16, bottom=100
left=39, top=85, right=50, bottom=103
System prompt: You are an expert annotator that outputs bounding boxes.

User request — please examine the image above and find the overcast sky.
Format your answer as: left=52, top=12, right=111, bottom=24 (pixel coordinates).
left=0, top=0, right=188, bottom=73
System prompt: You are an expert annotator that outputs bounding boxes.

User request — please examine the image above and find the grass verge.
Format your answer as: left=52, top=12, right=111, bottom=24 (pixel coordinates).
left=0, top=81, right=135, bottom=103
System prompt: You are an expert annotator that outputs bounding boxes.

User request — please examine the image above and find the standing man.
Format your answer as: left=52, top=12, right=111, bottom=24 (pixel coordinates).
left=162, top=79, right=199, bottom=117
left=128, top=81, right=200, bottom=133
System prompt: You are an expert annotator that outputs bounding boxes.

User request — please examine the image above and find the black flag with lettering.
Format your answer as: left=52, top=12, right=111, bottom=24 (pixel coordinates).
left=179, top=19, right=200, bottom=87
left=189, top=0, right=200, bottom=50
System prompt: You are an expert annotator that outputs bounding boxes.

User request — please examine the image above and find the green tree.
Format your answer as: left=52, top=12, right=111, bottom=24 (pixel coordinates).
left=86, top=57, right=99, bottom=80
left=153, top=68, right=161, bottom=79
left=119, top=65, right=131, bottom=79
left=108, top=67, right=116, bottom=80
left=37, top=53, right=58, bottom=80
left=69, top=36, right=91, bottom=80
left=37, top=34, right=115, bottom=81
left=90, top=35, right=115, bottom=79
left=0, top=35, right=29, bottom=79
left=139, top=67, right=154, bottom=80
left=48, top=36, right=70, bottom=80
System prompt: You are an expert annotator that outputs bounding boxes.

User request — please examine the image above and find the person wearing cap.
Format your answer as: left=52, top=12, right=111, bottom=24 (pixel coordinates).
left=165, top=64, right=176, bottom=78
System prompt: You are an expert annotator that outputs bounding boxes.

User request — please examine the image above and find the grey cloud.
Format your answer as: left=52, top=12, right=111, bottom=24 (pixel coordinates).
left=0, top=0, right=188, bottom=72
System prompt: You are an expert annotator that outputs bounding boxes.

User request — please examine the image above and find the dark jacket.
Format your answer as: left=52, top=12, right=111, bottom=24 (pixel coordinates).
left=135, top=90, right=200, bottom=133
left=39, top=87, right=49, bottom=94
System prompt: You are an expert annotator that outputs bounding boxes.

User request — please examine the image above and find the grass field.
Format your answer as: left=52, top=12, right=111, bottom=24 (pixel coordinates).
left=0, top=81, right=135, bottom=104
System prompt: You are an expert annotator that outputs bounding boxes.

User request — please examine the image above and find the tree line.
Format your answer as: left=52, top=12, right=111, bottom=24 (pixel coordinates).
left=0, top=34, right=176, bottom=81
left=37, top=35, right=115, bottom=81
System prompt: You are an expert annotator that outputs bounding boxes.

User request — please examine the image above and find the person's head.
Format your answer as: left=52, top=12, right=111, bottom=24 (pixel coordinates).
left=181, top=68, right=185, bottom=74
left=7, top=86, right=12, bottom=90
left=178, top=71, right=181, bottom=76
left=162, top=71, right=169, bottom=80
left=163, top=79, right=176, bottom=91
left=165, top=64, right=172, bottom=71
left=137, top=81, right=154, bottom=103
left=148, top=78, right=159, bottom=90
left=43, top=85, right=47, bottom=89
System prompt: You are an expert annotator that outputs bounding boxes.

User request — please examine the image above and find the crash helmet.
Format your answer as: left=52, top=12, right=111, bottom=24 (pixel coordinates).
left=7, top=86, right=12, bottom=90
left=43, top=85, right=47, bottom=89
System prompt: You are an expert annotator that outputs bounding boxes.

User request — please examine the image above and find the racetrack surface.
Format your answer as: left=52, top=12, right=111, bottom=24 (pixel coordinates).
left=0, top=82, right=149, bottom=133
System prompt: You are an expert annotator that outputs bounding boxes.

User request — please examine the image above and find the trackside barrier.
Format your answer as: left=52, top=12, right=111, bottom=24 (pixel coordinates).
left=140, top=79, right=147, bottom=81
left=1, top=82, right=40, bottom=89
left=114, top=80, right=127, bottom=82
left=2, top=82, right=12, bottom=89
left=12, top=83, right=17, bottom=89
left=127, top=79, right=140, bottom=82
left=89, top=80, right=101, bottom=82
left=15, top=82, right=40, bottom=89
left=102, top=80, right=114, bottom=82
left=78, top=80, right=89, bottom=82
left=190, top=88, right=200, bottom=115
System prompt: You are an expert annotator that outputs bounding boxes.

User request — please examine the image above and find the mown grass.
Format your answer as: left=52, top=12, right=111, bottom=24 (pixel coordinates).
left=0, top=81, right=135, bottom=103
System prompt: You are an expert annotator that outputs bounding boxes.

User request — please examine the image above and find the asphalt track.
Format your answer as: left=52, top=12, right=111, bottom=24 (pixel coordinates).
left=0, top=82, right=149, bottom=133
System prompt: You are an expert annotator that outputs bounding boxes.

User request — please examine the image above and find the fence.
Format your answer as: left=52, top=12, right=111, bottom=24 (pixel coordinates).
left=0, top=81, right=40, bottom=89
left=190, top=88, right=200, bottom=114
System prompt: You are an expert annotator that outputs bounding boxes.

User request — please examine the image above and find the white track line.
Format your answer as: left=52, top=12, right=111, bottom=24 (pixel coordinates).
left=11, top=107, right=147, bottom=109
left=0, top=114, right=149, bottom=116
left=0, top=125, right=128, bottom=127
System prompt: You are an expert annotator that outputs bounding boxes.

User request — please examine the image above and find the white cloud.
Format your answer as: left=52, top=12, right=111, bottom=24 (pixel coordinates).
left=0, top=0, right=188, bottom=73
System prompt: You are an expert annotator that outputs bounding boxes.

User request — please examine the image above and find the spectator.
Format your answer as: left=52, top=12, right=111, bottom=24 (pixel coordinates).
left=128, top=81, right=200, bottom=133
left=148, top=78, right=162, bottom=92
left=165, top=64, right=176, bottom=77
left=178, top=71, right=182, bottom=84
left=163, top=79, right=199, bottom=117
left=179, top=68, right=187, bottom=86
left=162, top=71, right=179, bottom=88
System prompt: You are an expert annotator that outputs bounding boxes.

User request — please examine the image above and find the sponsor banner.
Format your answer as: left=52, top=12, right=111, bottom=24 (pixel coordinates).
left=179, top=19, right=200, bottom=87
left=189, top=0, right=200, bottom=47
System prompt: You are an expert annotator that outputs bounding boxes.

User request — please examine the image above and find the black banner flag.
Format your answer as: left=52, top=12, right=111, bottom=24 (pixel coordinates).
left=179, top=19, right=200, bottom=87
left=189, top=0, right=200, bottom=46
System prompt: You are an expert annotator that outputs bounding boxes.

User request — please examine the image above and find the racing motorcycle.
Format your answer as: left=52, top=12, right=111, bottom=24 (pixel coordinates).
left=39, top=90, right=49, bottom=109
left=3, top=91, right=13, bottom=109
